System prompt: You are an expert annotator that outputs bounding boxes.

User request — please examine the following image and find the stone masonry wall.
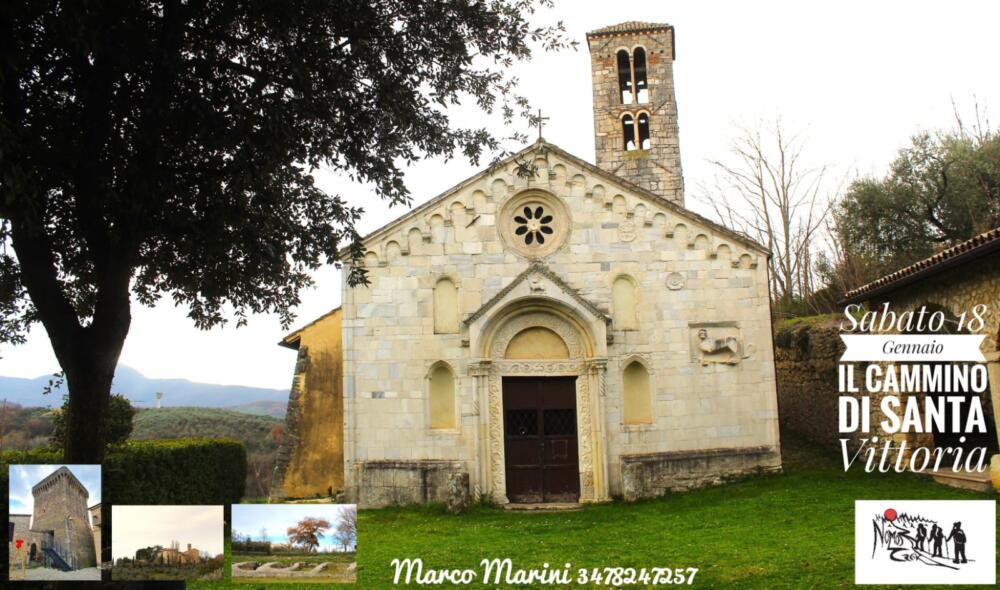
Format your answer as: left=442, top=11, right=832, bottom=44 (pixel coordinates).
left=875, top=256, right=1000, bottom=459
left=621, top=446, right=781, bottom=500
left=31, top=468, right=96, bottom=570
left=8, top=514, right=42, bottom=570
left=774, top=317, right=869, bottom=452
left=89, top=505, right=101, bottom=568
left=355, top=461, right=463, bottom=509
left=881, top=256, right=1000, bottom=362
left=341, top=143, right=780, bottom=504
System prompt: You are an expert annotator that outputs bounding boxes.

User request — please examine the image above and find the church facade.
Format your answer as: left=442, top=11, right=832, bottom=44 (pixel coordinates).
left=275, top=22, right=781, bottom=507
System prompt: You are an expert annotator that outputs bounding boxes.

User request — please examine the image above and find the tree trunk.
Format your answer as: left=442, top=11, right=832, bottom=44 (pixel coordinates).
left=10, top=210, right=134, bottom=463
left=62, top=343, right=119, bottom=463
left=61, top=287, right=133, bottom=461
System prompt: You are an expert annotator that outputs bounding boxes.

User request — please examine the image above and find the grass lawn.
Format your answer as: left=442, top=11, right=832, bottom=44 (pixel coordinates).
left=230, top=577, right=352, bottom=585
left=192, top=434, right=997, bottom=589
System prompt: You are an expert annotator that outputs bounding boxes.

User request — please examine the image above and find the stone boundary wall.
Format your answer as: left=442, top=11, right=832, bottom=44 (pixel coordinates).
left=774, top=319, right=842, bottom=448
left=620, top=446, right=781, bottom=500
left=354, top=460, right=463, bottom=508
left=774, top=318, right=869, bottom=453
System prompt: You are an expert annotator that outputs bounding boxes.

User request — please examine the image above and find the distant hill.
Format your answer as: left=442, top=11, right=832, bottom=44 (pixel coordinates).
left=224, top=400, right=288, bottom=418
left=132, top=407, right=283, bottom=455
left=0, top=365, right=288, bottom=417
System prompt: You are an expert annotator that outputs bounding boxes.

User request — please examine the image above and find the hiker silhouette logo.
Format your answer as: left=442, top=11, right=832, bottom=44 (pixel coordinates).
left=855, top=500, right=995, bottom=585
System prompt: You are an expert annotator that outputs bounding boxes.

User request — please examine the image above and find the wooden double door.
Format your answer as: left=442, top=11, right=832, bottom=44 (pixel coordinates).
left=502, top=376, right=580, bottom=503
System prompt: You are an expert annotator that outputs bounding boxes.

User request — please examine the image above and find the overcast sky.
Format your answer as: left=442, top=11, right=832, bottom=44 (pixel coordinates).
left=2, top=1, right=999, bottom=389
left=112, top=505, right=224, bottom=560
left=8, top=464, right=101, bottom=517
left=232, top=504, right=356, bottom=551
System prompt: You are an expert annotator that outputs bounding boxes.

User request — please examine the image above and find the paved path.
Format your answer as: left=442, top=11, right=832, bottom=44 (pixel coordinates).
left=23, top=567, right=102, bottom=581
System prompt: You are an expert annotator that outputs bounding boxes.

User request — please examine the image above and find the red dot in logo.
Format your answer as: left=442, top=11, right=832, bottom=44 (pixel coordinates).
left=884, top=509, right=897, bottom=522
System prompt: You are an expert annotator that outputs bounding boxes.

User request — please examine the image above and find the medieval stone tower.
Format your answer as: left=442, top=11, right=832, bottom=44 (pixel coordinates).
left=30, top=467, right=96, bottom=570
left=587, top=21, right=683, bottom=204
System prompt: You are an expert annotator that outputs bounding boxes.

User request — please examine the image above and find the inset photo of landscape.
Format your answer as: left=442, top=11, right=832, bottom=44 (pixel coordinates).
left=231, top=504, right=357, bottom=584
left=111, top=505, right=224, bottom=581
left=7, top=465, right=102, bottom=581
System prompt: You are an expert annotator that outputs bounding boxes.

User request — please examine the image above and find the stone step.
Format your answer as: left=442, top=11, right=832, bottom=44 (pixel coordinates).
left=503, top=502, right=581, bottom=512
left=930, top=469, right=994, bottom=493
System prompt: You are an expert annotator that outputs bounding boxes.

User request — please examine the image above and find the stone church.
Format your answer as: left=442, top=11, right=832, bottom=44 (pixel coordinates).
left=275, top=21, right=781, bottom=507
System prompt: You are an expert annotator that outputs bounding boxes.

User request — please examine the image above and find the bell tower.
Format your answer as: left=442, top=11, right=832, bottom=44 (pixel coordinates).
left=587, top=22, right=683, bottom=205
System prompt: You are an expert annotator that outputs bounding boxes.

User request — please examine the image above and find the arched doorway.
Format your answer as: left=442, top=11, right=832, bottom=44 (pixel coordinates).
left=476, top=303, right=606, bottom=504
left=502, top=325, right=579, bottom=502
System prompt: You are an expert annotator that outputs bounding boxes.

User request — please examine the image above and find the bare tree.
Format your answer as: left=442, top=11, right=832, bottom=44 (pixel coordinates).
left=334, top=507, right=358, bottom=552
left=699, top=120, right=833, bottom=309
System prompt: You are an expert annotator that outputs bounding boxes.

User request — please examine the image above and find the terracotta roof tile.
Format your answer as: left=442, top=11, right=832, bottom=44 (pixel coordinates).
left=587, top=21, right=672, bottom=37
left=841, top=227, right=1000, bottom=304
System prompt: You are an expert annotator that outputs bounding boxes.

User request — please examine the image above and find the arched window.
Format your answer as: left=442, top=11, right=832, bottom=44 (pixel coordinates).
left=622, top=361, right=652, bottom=425
left=638, top=113, right=651, bottom=149
left=433, top=278, right=458, bottom=333
left=616, top=49, right=632, bottom=104
left=429, top=364, right=457, bottom=429
left=622, top=115, right=636, bottom=151
left=633, top=47, right=648, bottom=103
left=612, top=276, right=638, bottom=330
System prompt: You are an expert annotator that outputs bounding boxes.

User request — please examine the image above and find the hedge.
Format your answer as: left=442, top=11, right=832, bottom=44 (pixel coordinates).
left=2, top=438, right=246, bottom=506
left=103, top=438, right=246, bottom=505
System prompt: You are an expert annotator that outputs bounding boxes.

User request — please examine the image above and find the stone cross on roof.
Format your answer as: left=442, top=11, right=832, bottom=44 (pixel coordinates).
left=534, top=108, right=550, bottom=141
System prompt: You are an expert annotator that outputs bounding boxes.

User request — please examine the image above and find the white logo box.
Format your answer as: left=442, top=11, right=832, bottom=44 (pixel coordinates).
left=855, top=500, right=995, bottom=585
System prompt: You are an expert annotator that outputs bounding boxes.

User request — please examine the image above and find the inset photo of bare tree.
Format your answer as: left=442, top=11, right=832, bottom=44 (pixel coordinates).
left=231, top=504, right=356, bottom=584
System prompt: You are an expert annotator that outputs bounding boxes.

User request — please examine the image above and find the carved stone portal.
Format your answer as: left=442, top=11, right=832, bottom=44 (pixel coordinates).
left=482, top=310, right=604, bottom=504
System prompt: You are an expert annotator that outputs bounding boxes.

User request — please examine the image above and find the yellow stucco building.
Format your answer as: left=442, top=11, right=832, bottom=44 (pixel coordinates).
left=274, top=308, right=346, bottom=497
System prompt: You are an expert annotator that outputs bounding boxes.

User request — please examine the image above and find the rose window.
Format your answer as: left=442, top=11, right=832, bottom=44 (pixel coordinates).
left=498, top=191, right=569, bottom=258
left=513, top=206, right=554, bottom=245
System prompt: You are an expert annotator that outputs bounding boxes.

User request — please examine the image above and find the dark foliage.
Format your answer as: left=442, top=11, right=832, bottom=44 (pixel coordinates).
left=0, top=0, right=570, bottom=461
left=102, top=438, right=246, bottom=505
left=826, top=126, right=1000, bottom=294
left=50, top=393, right=135, bottom=448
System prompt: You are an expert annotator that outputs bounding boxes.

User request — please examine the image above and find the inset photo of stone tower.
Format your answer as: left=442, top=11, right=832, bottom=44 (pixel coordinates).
left=7, top=464, right=102, bottom=581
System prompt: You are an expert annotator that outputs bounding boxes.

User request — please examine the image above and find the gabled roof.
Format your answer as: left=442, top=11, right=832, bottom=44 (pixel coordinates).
left=840, top=227, right=1000, bottom=304
left=587, top=21, right=672, bottom=37
left=464, top=262, right=611, bottom=326
left=350, top=139, right=768, bottom=256
left=279, top=306, right=341, bottom=350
